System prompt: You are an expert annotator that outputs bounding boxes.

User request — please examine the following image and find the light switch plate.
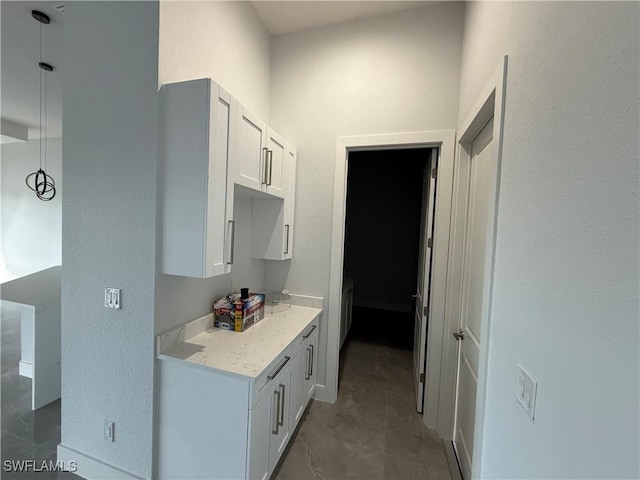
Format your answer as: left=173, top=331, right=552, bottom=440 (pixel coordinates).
left=104, top=420, right=115, bottom=442
left=105, top=288, right=121, bottom=309
left=516, top=365, right=537, bottom=420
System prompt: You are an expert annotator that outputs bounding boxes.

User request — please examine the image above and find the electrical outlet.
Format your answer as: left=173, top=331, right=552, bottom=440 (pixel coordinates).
left=516, top=365, right=537, bottom=420
left=105, top=288, right=121, bottom=309
left=104, top=420, right=115, bottom=442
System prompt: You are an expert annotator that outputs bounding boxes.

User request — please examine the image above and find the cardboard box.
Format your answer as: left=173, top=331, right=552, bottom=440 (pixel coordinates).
left=214, top=293, right=265, bottom=332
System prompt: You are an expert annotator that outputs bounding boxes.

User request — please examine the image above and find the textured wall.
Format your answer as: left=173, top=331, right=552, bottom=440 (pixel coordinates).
left=1, top=139, right=62, bottom=278
left=266, top=2, right=465, bottom=386
left=458, top=2, right=640, bottom=478
left=158, top=0, right=271, bottom=119
left=61, top=2, right=158, bottom=477
left=155, top=1, right=272, bottom=334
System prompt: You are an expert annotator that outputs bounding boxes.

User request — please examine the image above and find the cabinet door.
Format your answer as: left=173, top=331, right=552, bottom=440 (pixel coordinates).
left=206, top=85, right=235, bottom=277
left=289, top=348, right=306, bottom=429
left=248, top=389, right=271, bottom=480
left=282, top=146, right=297, bottom=259
left=160, top=78, right=233, bottom=278
left=304, top=328, right=318, bottom=401
left=268, top=365, right=291, bottom=472
left=235, top=106, right=267, bottom=192
left=265, top=129, right=286, bottom=198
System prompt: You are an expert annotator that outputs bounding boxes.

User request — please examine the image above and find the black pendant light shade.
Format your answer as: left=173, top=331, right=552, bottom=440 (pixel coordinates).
left=31, top=10, right=50, bottom=24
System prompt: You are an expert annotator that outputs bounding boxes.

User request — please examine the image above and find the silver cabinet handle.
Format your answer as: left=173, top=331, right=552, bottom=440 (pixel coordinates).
left=309, top=344, right=314, bottom=377
left=262, top=147, right=269, bottom=184
left=272, top=389, right=280, bottom=435
left=267, top=355, right=290, bottom=380
left=226, top=220, right=235, bottom=265
left=284, top=224, right=290, bottom=254
left=267, top=150, right=273, bottom=186
left=302, top=324, right=316, bottom=339
left=305, top=346, right=312, bottom=380
left=278, top=384, right=285, bottom=426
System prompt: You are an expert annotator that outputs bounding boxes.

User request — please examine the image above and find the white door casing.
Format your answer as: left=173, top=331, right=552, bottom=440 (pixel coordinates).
left=413, top=149, right=438, bottom=413
left=325, top=130, right=456, bottom=431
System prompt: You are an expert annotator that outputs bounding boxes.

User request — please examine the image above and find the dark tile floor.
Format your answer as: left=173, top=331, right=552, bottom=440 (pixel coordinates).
left=1, top=304, right=77, bottom=480
left=275, top=338, right=451, bottom=480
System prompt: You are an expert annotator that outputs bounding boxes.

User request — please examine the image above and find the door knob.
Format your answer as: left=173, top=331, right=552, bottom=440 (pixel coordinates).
left=453, top=329, right=465, bottom=341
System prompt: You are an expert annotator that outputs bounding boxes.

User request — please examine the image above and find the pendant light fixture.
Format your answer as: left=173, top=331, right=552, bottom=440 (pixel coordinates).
left=25, top=10, right=56, bottom=201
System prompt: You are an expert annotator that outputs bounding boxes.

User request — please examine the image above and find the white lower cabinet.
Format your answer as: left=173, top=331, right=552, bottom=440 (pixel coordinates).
left=267, top=361, right=291, bottom=471
left=248, top=390, right=271, bottom=480
left=247, top=353, right=292, bottom=480
left=290, top=324, right=318, bottom=426
left=158, top=318, right=318, bottom=480
left=303, top=326, right=318, bottom=400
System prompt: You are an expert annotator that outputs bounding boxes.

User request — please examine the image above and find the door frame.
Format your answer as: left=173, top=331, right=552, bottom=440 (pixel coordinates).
left=441, top=56, right=508, bottom=476
left=322, top=130, right=456, bottom=431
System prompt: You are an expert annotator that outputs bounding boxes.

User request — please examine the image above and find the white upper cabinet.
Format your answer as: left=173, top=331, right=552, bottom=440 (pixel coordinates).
left=160, top=77, right=298, bottom=274
left=283, top=145, right=297, bottom=258
left=251, top=142, right=297, bottom=261
left=265, top=128, right=286, bottom=197
left=232, top=109, right=290, bottom=201
left=235, top=106, right=268, bottom=192
left=159, top=78, right=236, bottom=278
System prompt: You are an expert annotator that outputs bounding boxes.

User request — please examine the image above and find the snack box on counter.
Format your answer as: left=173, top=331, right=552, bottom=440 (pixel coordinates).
left=214, top=292, right=265, bottom=332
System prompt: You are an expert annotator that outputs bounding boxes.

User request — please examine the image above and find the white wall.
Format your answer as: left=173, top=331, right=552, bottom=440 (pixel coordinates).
left=158, top=0, right=271, bottom=119
left=155, top=195, right=266, bottom=334
left=458, top=2, right=639, bottom=478
left=1, top=138, right=62, bottom=279
left=267, top=2, right=465, bottom=386
left=60, top=2, right=158, bottom=478
left=155, top=1, right=272, bottom=334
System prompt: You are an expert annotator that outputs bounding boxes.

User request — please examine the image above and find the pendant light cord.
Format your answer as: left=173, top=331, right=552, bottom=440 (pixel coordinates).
left=44, top=61, right=47, bottom=171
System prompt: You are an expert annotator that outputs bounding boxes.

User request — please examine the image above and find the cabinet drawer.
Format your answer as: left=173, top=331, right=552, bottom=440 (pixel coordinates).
left=290, top=320, right=318, bottom=355
left=251, top=351, right=292, bottom=407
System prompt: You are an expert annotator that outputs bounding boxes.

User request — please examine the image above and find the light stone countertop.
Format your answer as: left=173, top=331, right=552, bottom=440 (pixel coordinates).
left=157, top=304, right=322, bottom=381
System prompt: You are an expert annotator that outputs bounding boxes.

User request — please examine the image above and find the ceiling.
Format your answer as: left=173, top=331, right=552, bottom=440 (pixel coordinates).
left=1, top=1, right=63, bottom=141
left=252, top=1, right=431, bottom=35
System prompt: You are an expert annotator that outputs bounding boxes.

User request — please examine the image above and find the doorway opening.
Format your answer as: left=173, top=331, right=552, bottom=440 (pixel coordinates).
left=337, top=147, right=438, bottom=415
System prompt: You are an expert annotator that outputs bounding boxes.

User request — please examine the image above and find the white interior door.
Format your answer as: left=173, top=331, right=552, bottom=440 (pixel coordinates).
left=453, top=117, right=495, bottom=479
left=412, top=149, right=438, bottom=413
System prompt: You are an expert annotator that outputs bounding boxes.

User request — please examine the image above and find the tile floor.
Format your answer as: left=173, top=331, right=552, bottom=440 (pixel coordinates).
left=275, top=339, right=452, bottom=480
left=1, top=304, right=77, bottom=480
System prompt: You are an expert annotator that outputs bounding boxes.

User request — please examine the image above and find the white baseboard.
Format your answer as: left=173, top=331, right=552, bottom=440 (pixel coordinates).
left=57, top=444, right=144, bottom=480
left=18, top=360, right=33, bottom=378
left=311, top=384, right=336, bottom=404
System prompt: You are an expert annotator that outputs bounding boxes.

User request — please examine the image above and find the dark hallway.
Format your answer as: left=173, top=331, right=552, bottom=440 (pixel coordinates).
left=343, top=148, right=431, bottom=352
